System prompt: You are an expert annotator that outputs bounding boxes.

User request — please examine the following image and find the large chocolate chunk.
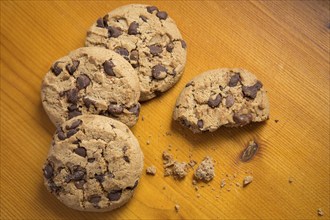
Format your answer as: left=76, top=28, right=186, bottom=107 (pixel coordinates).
left=156, top=11, right=168, bottom=20
left=228, top=73, right=241, bottom=87
left=51, top=62, right=62, bottom=76
left=233, top=113, right=252, bottom=126
left=76, top=74, right=91, bottom=90
left=108, top=103, right=123, bottom=115
left=43, top=163, right=54, bottom=179
left=148, top=44, right=163, bottom=55
left=152, top=64, right=167, bottom=79
left=146, top=6, right=158, bottom=13
left=108, top=26, right=122, bottom=38
left=207, top=94, right=222, bottom=108
left=103, top=60, right=115, bottom=76
left=107, top=189, right=122, bottom=201
left=128, top=21, right=139, bottom=35
left=242, top=81, right=263, bottom=99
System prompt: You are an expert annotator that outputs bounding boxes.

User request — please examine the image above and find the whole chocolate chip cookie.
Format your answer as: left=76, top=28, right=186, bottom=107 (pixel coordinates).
left=41, top=47, right=141, bottom=127
left=85, top=4, right=187, bottom=101
left=173, top=68, right=269, bottom=133
left=42, top=115, right=144, bottom=212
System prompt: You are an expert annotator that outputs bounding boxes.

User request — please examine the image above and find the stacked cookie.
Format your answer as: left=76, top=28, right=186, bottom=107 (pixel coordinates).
left=41, top=4, right=186, bottom=212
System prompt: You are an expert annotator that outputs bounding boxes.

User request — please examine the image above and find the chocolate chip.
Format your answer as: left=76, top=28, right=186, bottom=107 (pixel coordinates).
left=156, top=11, right=168, bottom=20
left=240, top=141, right=259, bottom=162
left=197, top=119, right=204, bottom=128
left=180, top=40, right=187, bottom=49
left=87, top=158, right=95, bottom=163
left=122, top=146, right=128, bottom=153
left=95, top=174, right=104, bottom=183
left=152, top=64, right=167, bottom=79
left=166, top=42, right=174, bottom=52
left=147, top=6, right=158, bottom=13
left=43, top=163, right=53, bottom=179
left=108, top=190, right=122, bottom=201
left=67, top=89, right=78, bottom=104
left=130, top=50, right=139, bottom=61
left=74, top=180, right=86, bottom=189
left=96, top=17, right=105, bottom=28
left=128, top=21, right=139, bottom=35
left=185, top=81, right=194, bottom=87
left=103, top=14, right=109, bottom=27
left=88, top=195, right=101, bottom=204
left=207, top=94, right=222, bottom=108
left=140, top=15, right=148, bottom=22
left=83, top=97, right=95, bottom=108
left=48, top=180, right=61, bottom=193
left=225, top=94, right=235, bottom=108
left=51, top=62, right=62, bottom=76
left=115, top=47, right=129, bottom=59
left=66, top=60, right=80, bottom=75
left=71, top=166, right=85, bottom=181
left=128, top=104, right=140, bottom=116
left=74, top=147, right=86, bottom=157
left=103, top=60, right=115, bottom=76
left=66, top=119, right=82, bottom=130
left=67, top=128, right=79, bottom=138
left=108, top=103, right=123, bottom=115
left=228, top=73, right=241, bottom=87
left=126, top=180, right=138, bottom=190
left=108, top=26, right=122, bottom=38
left=68, top=109, right=81, bottom=119
left=242, top=81, right=263, bottom=99
left=76, top=74, right=90, bottom=90
left=123, top=156, right=130, bottom=163
left=57, top=127, right=66, bottom=140
left=148, top=44, right=163, bottom=55
left=233, top=113, right=252, bottom=126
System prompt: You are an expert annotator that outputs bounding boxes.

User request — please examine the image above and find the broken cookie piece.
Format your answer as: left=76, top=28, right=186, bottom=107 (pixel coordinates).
left=173, top=68, right=269, bottom=133
left=194, top=156, right=215, bottom=182
left=162, top=151, right=190, bottom=179
left=243, top=175, right=253, bottom=187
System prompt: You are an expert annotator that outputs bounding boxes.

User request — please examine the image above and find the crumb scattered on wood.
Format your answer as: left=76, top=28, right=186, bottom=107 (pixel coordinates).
left=141, top=116, right=144, bottom=121
left=317, top=208, right=324, bottom=216
left=174, top=204, right=180, bottom=212
left=188, top=160, right=197, bottom=168
left=146, top=165, right=156, bottom=175
left=275, top=119, right=279, bottom=123
left=235, top=182, right=241, bottom=187
left=243, top=176, right=253, bottom=187
left=162, top=151, right=190, bottom=179
left=194, top=156, right=215, bottom=182
left=146, top=140, right=150, bottom=145
left=196, top=193, right=201, bottom=198
left=220, top=179, right=226, bottom=188
left=288, top=177, right=294, bottom=183
left=165, top=131, right=172, bottom=136
left=192, top=179, right=197, bottom=185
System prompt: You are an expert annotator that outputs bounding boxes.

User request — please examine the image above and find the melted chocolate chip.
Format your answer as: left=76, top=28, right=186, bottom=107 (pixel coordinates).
left=152, top=64, right=167, bottom=79
left=67, top=89, right=78, bottom=104
left=225, top=94, right=235, bottom=108
left=103, top=60, right=115, bottom=76
left=148, top=44, right=163, bottom=55
left=123, top=156, right=130, bottom=163
left=228, top=73, right=241, bottom=87
left=51, top=62, right=62, bottom=76
left=108, top=26, right=122, bottom=38
left=156, top=11, right=168, bottom=20
left=74, top=147, right=86, bottom=157
left=76, top=74, right=90, bottom=90
left=130, top=50, right=139, bottom=61
left=66, top=119, right=82, bottom=130
left=140, top=15, right=148, bottom=22
left=88, top=195, right=101, bottom=205
left=128, top=104, right=140, bottom=116
left=66, top=60, right=80, bottom=75
left=128, top=21, right=139, bottom=35
left=242, top=81, right=263, bottom=99
left=180, top=40, right=187, bottom=49
left=197, top=119, right=204, bottom=128
left=66, top=128, right=79, bottom=138
left=147, top=6, right=158, bottom=13
left=233, top=113, right=252, bottom=126
left=207, top=94, right=222, bottom=108
left=115, top=47, right=129, bottom=59
left=108, top=103, right=123, bottom=115
left=43, top=163, right=53, bottom=179
left=108, top=190, right=122, bottom=201
left=74, top=180, right=86, bottom=189
left=95, top=174, right=104, bottom=183
left=166, top=42, right=174, bottom=52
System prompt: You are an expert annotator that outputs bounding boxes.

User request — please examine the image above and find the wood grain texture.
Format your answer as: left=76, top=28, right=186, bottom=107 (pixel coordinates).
left=1, top=1, right=329, bottom=219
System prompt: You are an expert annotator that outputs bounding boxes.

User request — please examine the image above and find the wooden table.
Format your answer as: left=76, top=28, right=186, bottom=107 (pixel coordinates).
left=1, top=1, right=329, bottom=219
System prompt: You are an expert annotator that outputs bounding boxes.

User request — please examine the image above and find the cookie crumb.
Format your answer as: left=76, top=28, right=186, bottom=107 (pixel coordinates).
left=166, top=131, right=172, bottom=136
left=188, top=160, right=197, bottom=168
left=146, top=165, right=156, bottom=175
left=146, top=140, right=150, bottom=145
left=172, top=162, right=189, bottom=179
left=174, top=204, right=180, bottom=212
left=141, top=116, right=144, bottom=121
left=226, top=188, right=231, bottom=192
left=243, top=176, right=253, bottom=187
left=288, top=177, right=294, bottom=183
left=194, top=156, right=215, bottom=182
left=162, top=151, right=189, bottom=179
left=220, top=179, right=226, bottom=188
left=194, top=186, right=199, bottom=191
left=317, top=208, right=324, bottom=216
left=235, top=182, right=241, bottom=187
left=196, top=193, right=201, bottom=198
left=274, top=119, right=279, bottom=123
left=192, top=179, right=197, bottom=185
left=162, top=186, right=166, bottom=190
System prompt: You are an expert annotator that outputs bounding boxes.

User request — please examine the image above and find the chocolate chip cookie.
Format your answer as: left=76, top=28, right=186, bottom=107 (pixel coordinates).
left=85, top=4, right=187, bottom=101
left=41, top=47, right=141, bottom=127
left=42, top=115, right=144, bottom=212
left=173, top=68, right=269, bottom=133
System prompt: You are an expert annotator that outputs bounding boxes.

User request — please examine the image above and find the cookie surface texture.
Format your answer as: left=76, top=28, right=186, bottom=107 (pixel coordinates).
left=42, top=115, right=144, bottom=212
left=173, top=68, right=269, bottom=133
left=41, top=47, right=141, bottom=127
left=85, top=4, right=187, bottom=101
